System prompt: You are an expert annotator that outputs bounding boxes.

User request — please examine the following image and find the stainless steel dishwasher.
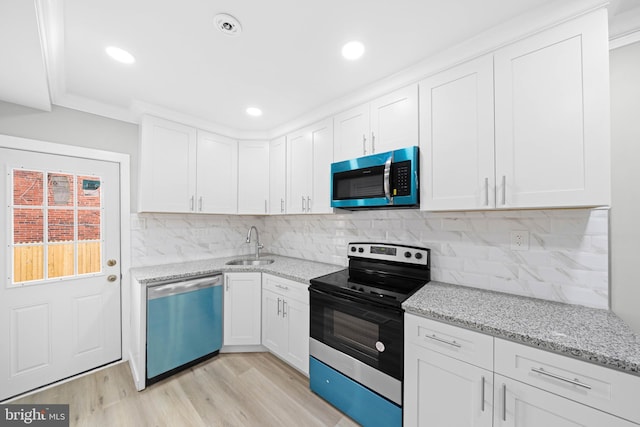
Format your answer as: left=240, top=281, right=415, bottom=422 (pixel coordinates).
left=146, top=273, right=223, bottom=385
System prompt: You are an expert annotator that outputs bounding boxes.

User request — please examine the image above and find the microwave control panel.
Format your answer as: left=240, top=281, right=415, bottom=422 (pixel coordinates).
left=392, top=161, right=411, bottom=196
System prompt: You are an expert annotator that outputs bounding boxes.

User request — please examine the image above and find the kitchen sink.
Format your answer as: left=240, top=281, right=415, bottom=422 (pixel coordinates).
left=225, top=258, right=275, bottom=266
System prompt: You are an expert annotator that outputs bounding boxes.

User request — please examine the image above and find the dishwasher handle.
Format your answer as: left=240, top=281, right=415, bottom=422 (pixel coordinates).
left=147, top=274, right=223, bottom=300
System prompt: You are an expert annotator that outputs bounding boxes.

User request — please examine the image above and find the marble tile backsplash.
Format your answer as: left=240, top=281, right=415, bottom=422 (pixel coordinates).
left=131, top=208, right=609, bottom=309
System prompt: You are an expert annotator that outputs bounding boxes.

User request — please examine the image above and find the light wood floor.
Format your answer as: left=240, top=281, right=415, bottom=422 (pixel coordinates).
left=12, top=352, right=360, bottom=427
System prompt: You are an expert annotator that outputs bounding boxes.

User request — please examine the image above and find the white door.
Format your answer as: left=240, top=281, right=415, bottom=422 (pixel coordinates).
left=238, top=140, right=269, bottom=214
left=196, top=130, right=238, bottom=214
left=333, top=104, right=370, bottom=162
left=223, top=273, right=261, bottom=346
left=0, top=148, right=121, bottom=400
left=310, top=119, right=334, bottom=214
left=287, top=130, right=312, bottom=214
left=284, top=297, right=309, bottom=375
left=269, top=136, right=287, bottom=214
left=419, top=55, right=495, bottom=211
left=261, top=289, right=286, bottom=354
left=370, top=85, right=419, bottom=155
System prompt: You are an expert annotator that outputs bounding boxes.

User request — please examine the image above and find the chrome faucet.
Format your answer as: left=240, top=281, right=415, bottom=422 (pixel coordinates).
left=246, top=226, right=264, bottom=258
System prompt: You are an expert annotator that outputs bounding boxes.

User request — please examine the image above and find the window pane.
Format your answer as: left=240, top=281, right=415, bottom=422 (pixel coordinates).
left=78, top=210, right=100, bottom=241
left=48, top=244, right=75, bottom=278
left=77, top=176, right=101, bottom=207
left=13, top=208, right=44, bottom=244
left=78, top=242, right=101, bottom=274
left=48, top=209, right=74, bottom=242
left=13, top=170, right=43, bottom=206
left=13, top=245, right=44, bottom=283
left=47, top=173, right=74, bottom=206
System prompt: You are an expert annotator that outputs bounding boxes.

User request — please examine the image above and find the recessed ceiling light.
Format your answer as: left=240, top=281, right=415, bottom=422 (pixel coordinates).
left=214, top=13, right=242, bottom=37
left=105, top=46, right=135, bottom=64
left=246, top=107, right=262, bottom=117
left=341, top=41, right=365, bottom=60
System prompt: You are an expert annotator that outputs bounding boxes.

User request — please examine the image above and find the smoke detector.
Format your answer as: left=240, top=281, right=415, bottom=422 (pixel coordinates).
left=214, top=13, right=242, bottom=37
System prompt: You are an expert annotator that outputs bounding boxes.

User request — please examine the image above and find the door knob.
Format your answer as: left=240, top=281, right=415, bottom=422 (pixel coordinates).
left=107, top=259, right=117, bottom=267
left=107, top=275, right=118, bottom=282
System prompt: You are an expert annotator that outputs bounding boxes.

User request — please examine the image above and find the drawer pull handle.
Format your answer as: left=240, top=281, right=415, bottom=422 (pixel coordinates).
left=481, top=376, right=485, bottom=412
left=531, top=367, right=592, bottom=390
left=502, top=384, right=507, bottom=421
left=275, top=284, right=289, bottom=291
left=425, top=334, right=462, bottom=348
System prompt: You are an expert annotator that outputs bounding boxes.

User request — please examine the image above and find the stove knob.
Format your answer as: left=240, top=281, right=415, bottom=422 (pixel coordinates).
left=404, top=251, right=412, bottom=258
left=350, top=246, right=356, bottom=252
left=415, top=252, right=423, bottom=260
left=358, top=247, right=364, bottom=253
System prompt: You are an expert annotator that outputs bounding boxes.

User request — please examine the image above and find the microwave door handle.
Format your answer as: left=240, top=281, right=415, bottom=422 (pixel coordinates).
left=384, top=155, right=393, bottom=204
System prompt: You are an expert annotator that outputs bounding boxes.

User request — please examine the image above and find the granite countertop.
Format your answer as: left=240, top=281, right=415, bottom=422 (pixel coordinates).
left=130, top=254, right=344, bottom=285
left=403, top=281, right=640, bottom=377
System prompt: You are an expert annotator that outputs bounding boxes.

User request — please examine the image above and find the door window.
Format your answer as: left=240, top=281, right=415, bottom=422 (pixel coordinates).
left=10, top=169, right=103, bottom=285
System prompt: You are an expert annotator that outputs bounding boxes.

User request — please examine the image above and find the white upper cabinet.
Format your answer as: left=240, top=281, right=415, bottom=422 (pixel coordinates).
left=238, top=140, right=269, bottom=214
left=494, top=9, right=610, bottom=208
left=420, top=9, right=610, bottom=211
left=334, top=85, right=418, bottom=162
left=138, top=115, right=239, bottom=213
left=419, top=55, right=495, bottom=211
left=287, top=118, right=334, bottom=214
left=139, top=115, right=197, bottom=212
left=269, top=136, right=287, bottom=214
left=196, top=130, right=238, bottom=214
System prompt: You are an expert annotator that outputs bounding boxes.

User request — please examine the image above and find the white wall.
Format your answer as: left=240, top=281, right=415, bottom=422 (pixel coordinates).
left=0, top=101, right=139, bottom=210
left=131, top=208, right=609, bottom=309
left=610, top=41, right=640, bottom=333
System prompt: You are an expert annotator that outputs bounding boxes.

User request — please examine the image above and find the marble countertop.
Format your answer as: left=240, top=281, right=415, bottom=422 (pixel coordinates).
left=403, top=281, right=640, bottom=377
left=130, top=254, right=344, bottom=285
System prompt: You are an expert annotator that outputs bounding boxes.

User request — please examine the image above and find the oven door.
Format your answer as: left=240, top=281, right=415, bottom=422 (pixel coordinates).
left=309, top=286, right=403, bottom=381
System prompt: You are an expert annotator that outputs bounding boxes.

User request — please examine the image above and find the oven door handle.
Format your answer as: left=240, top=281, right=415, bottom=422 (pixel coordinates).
left=383, top=154, right=393, bottom=204
left=309, top=286, right=403, bottom=314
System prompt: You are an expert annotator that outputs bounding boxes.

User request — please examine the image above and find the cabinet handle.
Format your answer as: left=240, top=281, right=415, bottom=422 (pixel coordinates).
left=502, top=175, right=506, bottom=206
left=502, top=383, right=507, bottom=421
left=225, top=276, right=229, bottom=291
left=190, top=196, right=195, bottom=211
left=481, top=376, right=485, bottom=412
left=531, top=367, right=592, bottom=389
left=484, top=177, right=489, bottom=206
left=265, top=199, right=267, bottom=214
left=371, top=132, right=376, bottom=153
left=199, top=196, right=203, bottom=212
left=362, top=134, right=367, bottom=155
left=425, top=333, right=462, bottom=348
left=277, top=298, right=281, bottom=316
left=283, top=300, right=287, bottom=318
left=301, top=196, right=305, bottom=212
left=275, top=284, right=289, bottom=291
left=280, top=198, right=284, bottom=213
left=307, top=196, right=311, bottom=212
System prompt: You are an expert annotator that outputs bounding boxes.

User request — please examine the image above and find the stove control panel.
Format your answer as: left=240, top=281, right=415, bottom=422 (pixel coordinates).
left=348, top=242, right=430, bottom=266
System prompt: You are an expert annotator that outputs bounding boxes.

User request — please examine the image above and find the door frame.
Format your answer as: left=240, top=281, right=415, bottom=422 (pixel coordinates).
left=0, top=134, right=132, bottom=379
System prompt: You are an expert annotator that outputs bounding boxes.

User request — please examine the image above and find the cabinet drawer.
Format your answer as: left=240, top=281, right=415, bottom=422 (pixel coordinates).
left=495, top=338, right=640, bottom=424
left=405, top=314, right=493, bottom=371
left=262, top=274, right=308, bottom=304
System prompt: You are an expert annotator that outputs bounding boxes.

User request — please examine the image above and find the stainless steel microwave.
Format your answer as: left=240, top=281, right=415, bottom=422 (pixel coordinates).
left=330, top=146, right=419, bottom=209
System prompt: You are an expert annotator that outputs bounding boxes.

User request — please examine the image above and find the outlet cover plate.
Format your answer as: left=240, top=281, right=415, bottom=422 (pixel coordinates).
left=510, top=231, right=529, bottom=251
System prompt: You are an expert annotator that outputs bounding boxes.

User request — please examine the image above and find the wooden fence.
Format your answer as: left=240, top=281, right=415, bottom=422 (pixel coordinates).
left=13, top=241, right=101, bottom=283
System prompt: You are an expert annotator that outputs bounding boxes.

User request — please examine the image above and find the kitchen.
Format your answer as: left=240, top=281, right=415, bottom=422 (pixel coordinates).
left=1, top=0, right=640, bottom=426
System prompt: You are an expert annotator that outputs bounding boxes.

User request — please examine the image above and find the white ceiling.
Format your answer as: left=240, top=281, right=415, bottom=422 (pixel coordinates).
left=2, top=0, right=640, bottom=135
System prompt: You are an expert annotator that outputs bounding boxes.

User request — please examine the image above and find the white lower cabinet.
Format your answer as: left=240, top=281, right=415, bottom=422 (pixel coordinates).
left=223, top=272, right=261, bottom=346
left=404, top=314, right=640, bottom=427
left=261, top=274, right=309, bottom=375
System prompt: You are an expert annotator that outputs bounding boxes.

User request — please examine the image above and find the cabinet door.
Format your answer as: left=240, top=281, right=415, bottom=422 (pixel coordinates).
left=404, top=344, right=493, bottom=427
left=196, top=131, right=238, bottom=214
left=223, top=273, right=261, bottom=346
left=370, top=85, right=419, bottom=155
left=419, top=56, right=495, bottom=211
left=494, top=374, right=636, bottom=427
left=284, top=297, right=309, bottom=375
left=238, top=140, right=269, bottom=214
left=261, top=289, right=287, bottom=354
left=269, top=136, right=287, bottom=214
left=286, top=129, right=312, bottom=214
left=139, top=115, right=196, bottom=212
left=333, top=104, right=370, bottom=162
left=310, top=119, right=334, bottom=214
left=494, top=9, right=610, bottom=208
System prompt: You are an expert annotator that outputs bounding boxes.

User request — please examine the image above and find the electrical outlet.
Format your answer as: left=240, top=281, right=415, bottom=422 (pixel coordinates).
left=510, top=231, right=529, bottom=251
